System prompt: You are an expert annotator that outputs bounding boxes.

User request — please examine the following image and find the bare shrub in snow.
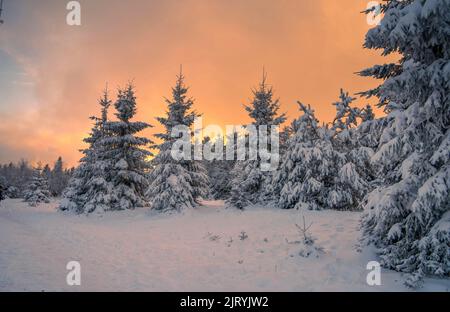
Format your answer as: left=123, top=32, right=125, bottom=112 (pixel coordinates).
left=239, top=231, right=249, bottom=241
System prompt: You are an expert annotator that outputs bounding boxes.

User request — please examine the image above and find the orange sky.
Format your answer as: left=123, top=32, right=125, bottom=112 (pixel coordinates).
left=0, top=0, right=396, bottom=167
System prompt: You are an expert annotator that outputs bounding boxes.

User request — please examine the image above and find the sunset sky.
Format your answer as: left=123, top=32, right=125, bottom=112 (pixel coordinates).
left=0, top=0, right=396, bottom=167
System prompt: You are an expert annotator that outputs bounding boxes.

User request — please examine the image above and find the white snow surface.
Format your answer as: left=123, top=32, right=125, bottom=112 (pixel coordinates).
left=0, top=198, right=448, bottom=292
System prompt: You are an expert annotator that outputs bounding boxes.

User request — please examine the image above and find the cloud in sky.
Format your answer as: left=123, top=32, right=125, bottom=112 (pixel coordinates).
left=0, top=0, right=395, bottom=166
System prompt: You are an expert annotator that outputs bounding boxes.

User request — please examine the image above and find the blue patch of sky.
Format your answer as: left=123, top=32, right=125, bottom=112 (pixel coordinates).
left=0, top=49, right=35, bottom=114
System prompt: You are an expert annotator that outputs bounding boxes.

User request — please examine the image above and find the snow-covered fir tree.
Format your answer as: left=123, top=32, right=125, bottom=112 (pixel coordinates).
left=279, top=124, right=294, bottom=157
left=102, top=84, right=153, bottom=210
left=147, top=70, right=209, bottom=212
left=60, top=85, right=151, bottom=213
left=271, top=102, right=317, bottom=209
left=227, top=72, right=286, bottom=209
left=42, top=164, right=52, bottom=185
left=331, top=89, right=359, bottom=134
left=328, top=89, right=369, bottom=211
left=60, top=88, right=113, bottom=213
left=272, top=102, right=338, bottom=210
left=81, top=88, right=115, bottom=213
left=264, top=120, right=295, bottom=203
left=359, top=0, right=450, bottom=286
left=23, top=166, right=51, bottom=207
left=49, top=157, right=69, bottom=196
left=59, top=164, right=86, bottom=213
left=352, top=104, right=386, bottom=188
left=354, top=104, right=383, bottom=149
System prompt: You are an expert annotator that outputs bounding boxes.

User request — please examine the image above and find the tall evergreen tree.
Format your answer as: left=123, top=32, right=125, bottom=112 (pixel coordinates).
left=82, top=89, right=115, bottom=213
left=227, top=72, right=286, bottom=209
left=42, top=164, right=52, bottom=184
left=359, top=0, right=450, bottom=286
left=102, top=84, right=153, bottom=210
left=59, top=90, right=112, bottom=213
left=328, top=89, right=369, bottom=211
left=147, top=70, right=209, bottom=212
left=60, top=85, right=150, bottom=213
left=60, top=89, right=111, bottom=212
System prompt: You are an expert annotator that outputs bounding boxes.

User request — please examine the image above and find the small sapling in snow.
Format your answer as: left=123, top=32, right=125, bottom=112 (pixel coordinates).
left=239, top=231, right=248, bottom=241
left=287, top=216, right=324, bottom=258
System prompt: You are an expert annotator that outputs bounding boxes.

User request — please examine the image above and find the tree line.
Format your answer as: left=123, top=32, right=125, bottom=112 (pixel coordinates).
left=0, top=157, right=73, bottom=202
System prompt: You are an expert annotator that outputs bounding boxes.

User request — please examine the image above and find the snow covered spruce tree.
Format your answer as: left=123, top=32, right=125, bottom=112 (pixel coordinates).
left=228, top=73, right=286, bottom=209
left=101, top=84, right=153, bottom=210
left=354, top=104, right=384, bottom=152
left=328, top=89, right=369, bottom=211
left=147, top=71, right=209, bottom=212
left=352, top=104, right=387, bottom=189
left=23, top=166, right=51, bottom=207
left=49, top=157, right=69, bottom=196
left=60, top=86, right=150, bottom=213
left=42, top=164, right=52, bottom=185
left=82, top=88, right=116, bottom=213
left=59, top=88, right=114, bottom=213
left=271, top=102, right=318, bottom=209
left=279, top=124, right=294, bottom=157
left=272, top=102, right=339, bottom=210
left=359, top=0, right=450, bottom=286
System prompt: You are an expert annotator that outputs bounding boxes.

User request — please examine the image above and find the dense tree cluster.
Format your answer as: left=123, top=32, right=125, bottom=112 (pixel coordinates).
left=60, top=84, right=153, bottom=213
left=0, top=158, right=72, bottom=200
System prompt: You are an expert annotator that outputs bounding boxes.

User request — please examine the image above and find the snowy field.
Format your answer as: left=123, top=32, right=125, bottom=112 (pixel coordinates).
left=0, top=198, right=448, bottom=292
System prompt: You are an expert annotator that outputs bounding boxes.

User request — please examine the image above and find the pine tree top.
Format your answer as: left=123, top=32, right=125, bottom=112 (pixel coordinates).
left=244, top=71, right=286, bottom=127
left=332, top=89, right=359, bottom=133
left=155, top=70, right=200, bottom=144
left=115, top=83, right=137, bottom=122
left=293, top=102, right=320, bottom=140
left=99, top=85, right=112, bottom=123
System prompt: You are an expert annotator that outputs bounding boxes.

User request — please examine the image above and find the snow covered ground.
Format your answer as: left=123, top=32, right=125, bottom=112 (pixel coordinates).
left=0, top=198, right=448, bottom=292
